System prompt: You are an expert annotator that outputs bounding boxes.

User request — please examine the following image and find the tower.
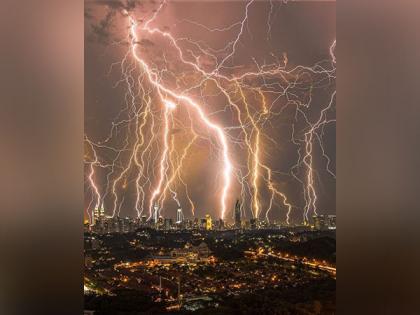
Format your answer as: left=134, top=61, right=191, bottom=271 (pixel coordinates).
left=220, top=218, right=225, bottom=230
left=250, top=218, right=257, bottom=230
left=200, top=218, right=207, bottom=229
left=234, top=199, right=241, bottom=229
left=158, top=215, right=164, bottom=229
left=141, top=215, right=147, bottom=224
left=93, top=203, right=105, bottom=225
left=176, top=208, right=183, bottom=224
left=164, top=218, right=172, bottom=230
left=93, top=206, right=100, bottom=222
left=153, top=203, right=159, bottom=224
left=205, top=214, right=212, bottom=230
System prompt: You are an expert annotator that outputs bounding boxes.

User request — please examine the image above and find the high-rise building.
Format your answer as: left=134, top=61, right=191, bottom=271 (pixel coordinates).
left=158, top=216, right=164, bottom=229
left=184, top=219, right=192, bottom=230
left=140, top=215, right=147, bottom=226
left=313, top=215, right=328, bottom=230
left=117, top=217, right=124, bottom=233
left=327, top=215, right=336, bottom=229
left=234, top=199, right=241, bottom=229
left=128, top=220, right=135, bottom=232
left=205, top=214, right=212, bottom=230
left=250, top=218, right=257, bottom=230
left=93, top=204, right=105, bottom=226
left=176, top=208, right=183, bottom=223
left=153, top=203, right=159, bottom=224
left=200, top=218, right=207, bottom=230
left=164, top=218, right=172, bottom=230
left=215, top=218, right=224, bottom=230
left=93, top=207, right=99, bottom=221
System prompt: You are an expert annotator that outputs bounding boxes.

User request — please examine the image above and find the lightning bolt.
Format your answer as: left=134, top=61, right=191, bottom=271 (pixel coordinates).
left=84, top=1, right=335, bottom=226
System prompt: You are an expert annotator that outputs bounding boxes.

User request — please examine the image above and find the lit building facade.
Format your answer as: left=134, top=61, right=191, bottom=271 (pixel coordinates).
left=205, top=214, right=212, bottom=230
left=176, top=208, right=184, bottom=224
left=153, top=203, right=159, bottom=224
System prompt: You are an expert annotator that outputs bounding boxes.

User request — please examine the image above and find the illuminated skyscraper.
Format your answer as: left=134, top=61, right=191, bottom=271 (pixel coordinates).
left=93, top=204, right=105, bottom=224
left=205, top=214, right=212, bottom=230
left=158, top=216, right=164, bottom=229
left=184, top=219, right=192, bottom=230
left=153, top=203, right=159, bottom=224
left=234, top=199, right=241, bottom=229
left=176, top=208, right=183, bottom=224
left=141, top=215, right=147, bottom=224
left=93, top=207, right=100, bottom=222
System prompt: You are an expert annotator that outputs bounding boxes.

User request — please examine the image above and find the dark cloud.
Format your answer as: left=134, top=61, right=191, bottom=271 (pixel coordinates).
left=87, top=0, right=144, bottom=45
left=126, top=0, right=142, bottom=11
left=94, top=0, right=125, bottom=10
left=90, top=10, right=116, bottom=45
left=94, top=0, right=142, bottom=11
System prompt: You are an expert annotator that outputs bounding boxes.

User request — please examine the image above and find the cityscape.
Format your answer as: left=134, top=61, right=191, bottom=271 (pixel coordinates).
left=84, top=203, right=336, bottom=314
left=86, top=200, right=336, bottom=235
left=84, top=201, right=336, bottom=314
left=85, top=0, right=335, bottom=314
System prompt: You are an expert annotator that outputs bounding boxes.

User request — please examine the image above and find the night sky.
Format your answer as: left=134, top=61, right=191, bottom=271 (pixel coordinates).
left=84, top=0, right=335, bottom=223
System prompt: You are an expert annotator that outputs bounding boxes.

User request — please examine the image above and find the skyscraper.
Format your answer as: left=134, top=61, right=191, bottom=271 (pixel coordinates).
left=93, top=204, right=105, bottom=225
left=250, top=218, right=257, bottom=230
left=164, top=218, right=172, bottom=230
left=153, top=203, right=159, bottom=224
left=313, top=215, right=328, bottom=230
left=93, top=207, right=100, bottom=223
left=216, top=218, right=224, bottom=230
left=234, top=199, right=241, bottom=229
left=205, top=214, right=212, bottom=230
left=176, top=208, right=183, bottom=223
left=200, top=218, right=207, bottom=230
left=327, top=215, right=336, bottom=229
left=141, top=215, right=147, bottom=224
left=158, top=215, right=164, bottom=229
